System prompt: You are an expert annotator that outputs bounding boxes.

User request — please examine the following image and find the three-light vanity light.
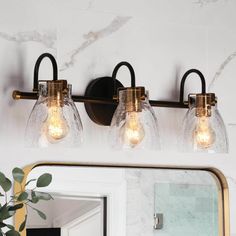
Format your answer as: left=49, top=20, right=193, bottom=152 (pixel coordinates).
left=12, top=53, right=228, bottom=153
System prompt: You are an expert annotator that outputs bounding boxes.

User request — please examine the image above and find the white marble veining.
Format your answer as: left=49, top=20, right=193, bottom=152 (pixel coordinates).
left=208, top=51, right=236, bottom=91
left=60, top=16, right=131, bottom=71
left=0, top=30, right=56, bottom=49
left=86, top=0, right=95, bottom=10
left=194, top=0, right=220, bottom=6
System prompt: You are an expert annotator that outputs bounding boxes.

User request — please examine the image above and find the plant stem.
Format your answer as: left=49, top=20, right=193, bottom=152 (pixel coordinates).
left=4, top=192, right=7, bottom=204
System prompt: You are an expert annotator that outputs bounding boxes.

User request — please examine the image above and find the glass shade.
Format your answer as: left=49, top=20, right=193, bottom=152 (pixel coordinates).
left=25, top=80, right=83, bottom=147
left=109, top=87, right=160, bottom=149
left=181, top=94, right=228, bottom=153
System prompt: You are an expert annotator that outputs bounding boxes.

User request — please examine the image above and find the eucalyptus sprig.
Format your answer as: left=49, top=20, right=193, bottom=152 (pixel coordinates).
left=0, top=167, right=53, bottom=236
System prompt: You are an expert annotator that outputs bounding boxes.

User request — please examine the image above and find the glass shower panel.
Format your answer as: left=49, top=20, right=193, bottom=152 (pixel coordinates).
left=154, top=181, right=219, bottom=236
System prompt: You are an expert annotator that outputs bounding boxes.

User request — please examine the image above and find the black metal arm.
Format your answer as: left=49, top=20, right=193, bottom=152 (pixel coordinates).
left=33, top=53, right=58, bottom=91
left=179, top=69, right=206, bottom=104
left=112, top=61, right=136, bottom=98
left=12, top=54, right=207, bottom=109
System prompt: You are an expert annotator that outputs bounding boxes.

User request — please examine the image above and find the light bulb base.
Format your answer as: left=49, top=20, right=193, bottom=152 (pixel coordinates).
left=194, top=93, right=216, bottom=117
left=46, top=80, right=68, bottom=107
left=118, top=87, right=146, bottom=112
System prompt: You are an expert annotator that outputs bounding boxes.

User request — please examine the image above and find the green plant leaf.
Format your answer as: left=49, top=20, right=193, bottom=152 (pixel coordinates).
left=36, top=173, right=52, bottom=188
left=0, top=172, right=6, bottom=183
left=6, top=229, right=20, bottom=236
left=30, top=191, right=39, bottom=204
left=17, top=192, right=28, bottom=202
left=0, top=204, right=9, bottom=220
left=7, top=207, right=16, bottom=218
left=36, top=209, right=46, bottom=220
left=10, top=195, right=18, bottom=200
left=0, top=222, right=6, bottom=228
left=19, top=215, right=27, bottom=232
left=27, top=205, right=47, bottom=220
left=25, top=179, right=36, bottom=187
left=0, top=178, right=12, bottom=192
left=8, top=203, right=24, bottom=211
left=6, top=225, right=14, bottom=230
left=34, top=191, right=53, bottom=201
left=0, top=204, right=15, bottom=220
left=12, top=168, right=24, bottom=184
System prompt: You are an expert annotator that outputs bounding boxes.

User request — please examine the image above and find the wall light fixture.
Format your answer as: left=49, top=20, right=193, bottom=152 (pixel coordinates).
left=16, top=54, right=83, bottom=147
left=12, top=53, right=228, bottom=152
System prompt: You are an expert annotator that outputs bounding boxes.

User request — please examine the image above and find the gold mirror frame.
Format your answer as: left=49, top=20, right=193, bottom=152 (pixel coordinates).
left=14, top=162, right=230, bottom=236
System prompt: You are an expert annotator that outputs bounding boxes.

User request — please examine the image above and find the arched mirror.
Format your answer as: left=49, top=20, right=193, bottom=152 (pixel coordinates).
left=14, top=163, right=229, bottom=236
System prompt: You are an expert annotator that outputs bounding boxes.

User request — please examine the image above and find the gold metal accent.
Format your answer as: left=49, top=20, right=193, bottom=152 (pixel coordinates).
left=12, top=90, right=21, bottom=100
left=14, top=162, right=230, bottom=236
left=118, top=86, right=145, bottom=112
left=195, top=93, right=216, bottom=117
left=47, top=80, right=68, bottom=107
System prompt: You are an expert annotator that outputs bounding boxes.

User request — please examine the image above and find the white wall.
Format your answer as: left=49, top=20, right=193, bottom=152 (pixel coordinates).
left=0, top=0, right=236, bottom=235
left=61, top=209, right=102, bottom=236
left=27, top=197, right=101, bottom=229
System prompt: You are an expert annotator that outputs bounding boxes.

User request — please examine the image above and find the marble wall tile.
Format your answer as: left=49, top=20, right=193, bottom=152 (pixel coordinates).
left=125, top=169, right=220, bottom=236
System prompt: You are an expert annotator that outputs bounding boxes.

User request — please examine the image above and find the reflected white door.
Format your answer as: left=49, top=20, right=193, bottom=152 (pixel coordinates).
left=61, top=207, right=102, bottom=236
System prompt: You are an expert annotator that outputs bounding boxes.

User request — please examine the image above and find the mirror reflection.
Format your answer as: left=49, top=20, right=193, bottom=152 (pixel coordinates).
left=21, top=165, right=223, bottom=236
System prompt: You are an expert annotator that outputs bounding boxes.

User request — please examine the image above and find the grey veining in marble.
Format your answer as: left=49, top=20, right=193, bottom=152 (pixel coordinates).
left=228, top=123, right=236, bottom=126
left=86, top=0, right=95, bottom=10
left=194, top=0, right=219, bottom=6
left=60, top=16, right=132, bottom=71
left=0, top=30, right=56, bottom=49
left=209, top=51, right=236, bottom=91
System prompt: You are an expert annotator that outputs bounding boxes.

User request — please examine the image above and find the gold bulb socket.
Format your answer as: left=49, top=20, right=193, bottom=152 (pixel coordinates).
left=47, top=80, right=68, bottom=107
left=118, top=87, right=146, bottom=112
left=195, top=93, right=216, bottom=117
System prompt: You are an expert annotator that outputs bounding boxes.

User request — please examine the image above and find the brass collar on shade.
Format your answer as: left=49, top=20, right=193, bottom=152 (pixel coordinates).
left=195, top=93, right=217, bottom=117
left=117, top=86, right=146, bottom=112
left=47, top=80, right=68, bottom=107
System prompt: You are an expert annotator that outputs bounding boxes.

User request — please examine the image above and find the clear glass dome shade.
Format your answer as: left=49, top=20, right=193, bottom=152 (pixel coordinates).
left=109, top=88, right=160, bottom=149
left=25, top=81, right=83, bottom=147
left=181, top=95, right=228, bottom=153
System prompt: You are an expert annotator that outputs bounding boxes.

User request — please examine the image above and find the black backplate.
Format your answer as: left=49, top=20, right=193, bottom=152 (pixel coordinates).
left=84, top=77, right=123, bottom=126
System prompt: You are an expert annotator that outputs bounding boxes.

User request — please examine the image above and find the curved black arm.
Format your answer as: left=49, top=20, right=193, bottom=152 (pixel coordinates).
left=112, top=61, right=136, bottom=97
left=179, top=69, right=206, bottom=103
left=33, top=53, right=58, bottom=91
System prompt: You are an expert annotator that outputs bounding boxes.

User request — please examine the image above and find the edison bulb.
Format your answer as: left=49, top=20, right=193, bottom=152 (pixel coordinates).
left=194, top=116, right=216, bottom=149
left=42, top=105, right=69, bottom=143
left=120, top=112, right=145, bottom=147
